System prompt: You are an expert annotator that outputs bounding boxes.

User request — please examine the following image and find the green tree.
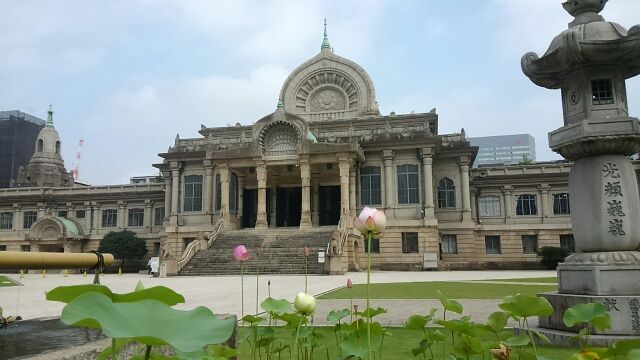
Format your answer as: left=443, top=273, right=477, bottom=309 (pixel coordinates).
left=98, top=230, right=148, bottom=269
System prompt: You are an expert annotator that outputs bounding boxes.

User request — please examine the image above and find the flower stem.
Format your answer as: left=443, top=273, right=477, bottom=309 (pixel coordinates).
left=304, top=255, right=308, bottom=293
left=256, top=251, right=259, bottom=315
left=349, top=288, right=353, bottom=323
left=367, top=232, right=372, bottom=360
left=241, top=263, right=245, bottom=320
left=144, top=345, right=152, bottom=360
left=112, top=338, right=116, bottom=360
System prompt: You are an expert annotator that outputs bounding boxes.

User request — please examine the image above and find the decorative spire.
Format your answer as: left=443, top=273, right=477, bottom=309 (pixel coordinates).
left=277, top=98, right=283, bottom=109
left=46, top=105, right=54, bottom=127
left=321, top=18, right=331, bottom=50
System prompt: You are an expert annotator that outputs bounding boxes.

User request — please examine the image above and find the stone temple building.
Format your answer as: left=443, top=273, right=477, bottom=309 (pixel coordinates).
left=0, top=26, right=638, bottom=274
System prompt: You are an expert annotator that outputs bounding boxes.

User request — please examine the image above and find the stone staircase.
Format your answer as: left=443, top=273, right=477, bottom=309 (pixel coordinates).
left=178, top=227, right=335, bottom=275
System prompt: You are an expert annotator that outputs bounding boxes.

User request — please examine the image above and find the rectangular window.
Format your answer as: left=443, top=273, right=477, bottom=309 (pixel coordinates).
left=401, top=232, right=419, bottom=253
left=364, top=237, right=380, bottom=254
left=591, top=79, right=614, bottom=105
left=75, top=210, right=86, bottom=219
left=23, top=211, right=37, bottom=229
left=57, top=210, right=68, bottom=218
left=0, top=212, right=13, bottom=230
left=215, top=174, right=222, bottom=211
left=522, top=235, right=538, bottom=254
left=516, top=194, right=537, bottom=215
left=21, top=245, right=31, bottom=252
left=478, top=196, right=501, bottom=217
left=183, top=175, right=203, bottom=212
left=440, top=234, right=458, bottom=254
left=128, top=208, right=144, bottom=227
left=485, top=235, right=501, bottom=254
left=560, top=234, right=575, bottom=253
left=360, top=166, right=382, bottom=205
left=102, top=209, right=117, bottom=228
left=229, top=173, right=238, bottom=213
left=553, top=193, right=570, bottom=215
left=154, top=207, right=165, bottom=226
left=397, top=164, right=419, bottom=204
left=0, top=245, right=6, bottom=251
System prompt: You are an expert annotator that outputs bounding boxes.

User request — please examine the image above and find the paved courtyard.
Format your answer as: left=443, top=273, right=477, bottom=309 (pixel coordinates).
left=0, top=270, right=555, bottom=323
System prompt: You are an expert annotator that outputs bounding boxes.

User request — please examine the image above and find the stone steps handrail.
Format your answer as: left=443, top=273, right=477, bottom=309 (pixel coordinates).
left=177, top=219, right=225, bottom=271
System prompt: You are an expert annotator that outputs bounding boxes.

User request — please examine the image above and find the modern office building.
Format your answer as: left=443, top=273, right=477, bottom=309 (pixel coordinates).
left=0, top=111, right=45, bottom=188
left=469, top=134, right=536, bottom=167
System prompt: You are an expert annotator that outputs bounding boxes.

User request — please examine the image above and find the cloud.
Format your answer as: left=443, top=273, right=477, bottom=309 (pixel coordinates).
left=79, top=64, right=290, bottom=184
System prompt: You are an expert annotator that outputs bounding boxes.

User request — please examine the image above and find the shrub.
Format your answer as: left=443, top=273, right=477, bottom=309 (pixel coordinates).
left=537, top=246, right=570, bottom=270
left=98, top=230, right=148, bottom=269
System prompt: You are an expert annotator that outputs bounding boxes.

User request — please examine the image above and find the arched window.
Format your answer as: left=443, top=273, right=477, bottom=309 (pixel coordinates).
left=37, top=139, right=44, bottom=152
left=55, top=141, right=60, bottom=154
left=437, top=177, right=456, bottom=209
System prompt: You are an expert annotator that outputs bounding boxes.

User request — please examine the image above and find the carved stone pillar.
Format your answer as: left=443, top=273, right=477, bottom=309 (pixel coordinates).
left=421, top=148, right=435, bottom=219
left=37, top=203, right=45, bottom=219
left=339, top=159, right=351, bottom=217
left=539, top=184, right=550, bottom=219
left=459, top=157, right=472, bottom=221
left=118, top=201, right=126, bottom=229
left=312, top=179, right=320, bottom=227
left=84, top=202, right=92, bottom=233
left=220, top=165, right=231, bottom=225
left=255, top=164, right=268, bottom=228
left=502, top=186, right=513, bottom=224
left=92, top=202, right=101, bottom=230
left=237, top=175, right=245, bottom=224
left=170, top=165, right=180, bottom=217
left=300, top=161, right=312, bottom=228
left=382, top=150, right=394, bottom=209
left=270, top=181, right=278, bottom=227
left=67, top=203, right=75, bottom=219
left=203, top=160, right=214, bottom=215
left=163, top=171, right=172, bottom=221
left=12, top=204, right=21, bottom=231
left=349, top=168, right=357, bottom=218
left=144, top=200, right=153, bottom=229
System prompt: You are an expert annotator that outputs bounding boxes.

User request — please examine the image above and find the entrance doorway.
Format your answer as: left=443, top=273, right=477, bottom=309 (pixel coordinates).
left=319, top=185, right=340, bottom=225
left=242, top=188, right=271, bottom=228
left=39, top=244, right=64, bottom=252
left=276, top=187, right=301, bottom=227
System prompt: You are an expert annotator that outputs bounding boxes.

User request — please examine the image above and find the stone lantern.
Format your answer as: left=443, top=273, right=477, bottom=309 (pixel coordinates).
left=521, top=0, right=640, bottom=342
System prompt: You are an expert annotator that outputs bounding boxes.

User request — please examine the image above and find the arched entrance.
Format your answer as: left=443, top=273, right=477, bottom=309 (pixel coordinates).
left=27, top=215, right=85, bottom=252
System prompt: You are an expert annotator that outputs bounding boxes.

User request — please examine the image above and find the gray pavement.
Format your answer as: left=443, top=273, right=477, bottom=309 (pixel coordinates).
left=0, top=270, right=555, bottom=322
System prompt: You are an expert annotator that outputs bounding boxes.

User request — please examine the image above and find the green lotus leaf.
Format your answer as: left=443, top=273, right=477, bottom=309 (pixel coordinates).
left=404, top=315, right=428, bottom=330
left=436, top=290, right=464, bottom=315
left=60, top=292, right=234, bottom=353
left=610, top=339, right=640, bottom=356
left=516, top=348, right=538, bottom=360
left=47, top=284, right=185, bottom=306
left=341, top=334, right=375, bottom=359
left=563, top=303, right=611, bottom=331
left=261, top=297, right=293, bottom=315
left=499, top=294, right=553, bottom=318
left=274, top=312, right=307, bottom=327
left=485, top=311, right=510, bottom=332
left=326, top=308, right=351, bottom=323
left=241, top=315, right=265, bottom=324
left=503, top=334, right=530, bottom=347
left=355, top=307, right=386, bottom=318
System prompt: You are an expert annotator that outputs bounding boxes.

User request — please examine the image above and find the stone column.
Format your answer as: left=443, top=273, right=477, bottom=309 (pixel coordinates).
left=12, top=204, right=21, bottom=231
left=502, top=186, right=513, bottom=224
left=470, top=188, right=478, bottom=222
left=420, top=148, right=435, bottom=219
left=270, top=182, right=278, bottom=227
left=203, top=160, right=214, bottom=215
left=92, top=202, right=101, bottom=230
left=459, top=157, right=472, bottom=221
left=170, top=167, right=180, bottom=217
left=539, top=184, right=550, bottom=219
left=312, top=179, right=320, bottom=227
left=219, top=165, right=231, bottom=224
left=382, top=150, right=395, bottom=209
left=255, top=164, right=268, bottom=228
left=349, top=169, right=357, bottom=219
left=84, top=202, right=92, bottom=233
left=300, top=161, right=312, bottom=228
left=37, top=203, right=45, bottom=219
left=237, top=175, right=245, bottom=224
left=67, top=203, right=75, bottom=218
left=118, top=201, right=126, bottom=229
left=339, top=158, right=351, bottom=217
left=144, top=200, right=153, bottom=229
left=163, top=171, right=172, bottom=221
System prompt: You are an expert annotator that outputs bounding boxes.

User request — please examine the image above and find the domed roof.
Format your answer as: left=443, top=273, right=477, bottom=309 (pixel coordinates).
left=279, top=21, right=379, bottom=121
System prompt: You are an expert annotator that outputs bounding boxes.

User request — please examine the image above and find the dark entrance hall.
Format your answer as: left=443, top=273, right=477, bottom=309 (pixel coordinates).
left=319, top=185, right=340, bottom=226
left=276, top=187, right=301, bottom=227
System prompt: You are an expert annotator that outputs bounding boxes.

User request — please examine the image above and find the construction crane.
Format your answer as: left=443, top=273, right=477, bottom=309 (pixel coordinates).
left=72, top=139, right=84, bottom=181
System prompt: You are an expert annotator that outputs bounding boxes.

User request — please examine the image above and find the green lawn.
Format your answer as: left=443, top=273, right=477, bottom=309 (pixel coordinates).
left=237, top=327, right=576, bottom=359
left=481, top=277, right=558, bottom=283
left=318, top=281, right=557, bottom=299
left=0, top=275, right=18, bottom=287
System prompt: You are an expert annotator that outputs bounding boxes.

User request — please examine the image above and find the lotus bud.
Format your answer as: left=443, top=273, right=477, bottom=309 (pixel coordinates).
left=354, top=206, right=386, bottom=234
left=294, top=292, right=317, bottom=315
left=303, top=246, right=310, bottom=257
left=233, top=245, right=249, bottom=261
left=347, top=278, right=353, bottom=289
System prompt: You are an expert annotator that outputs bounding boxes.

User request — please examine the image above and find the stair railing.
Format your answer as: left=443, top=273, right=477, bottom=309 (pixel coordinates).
left=327, top=216, right=350, bottom=255
left=177, top=218, right=225, bottom=272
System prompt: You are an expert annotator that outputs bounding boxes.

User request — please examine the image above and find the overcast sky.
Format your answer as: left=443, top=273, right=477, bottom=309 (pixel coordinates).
left=1, top=0, right=639, bottom=185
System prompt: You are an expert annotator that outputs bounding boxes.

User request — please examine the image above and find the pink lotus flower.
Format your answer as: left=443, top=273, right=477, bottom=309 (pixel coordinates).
left=303, top=246, right=310, bottom=257
left=347, top=278, right=353, bottom=289
left=233, top=245, right=249, bottom=261
left=354, top=206, right=386, bottom=234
